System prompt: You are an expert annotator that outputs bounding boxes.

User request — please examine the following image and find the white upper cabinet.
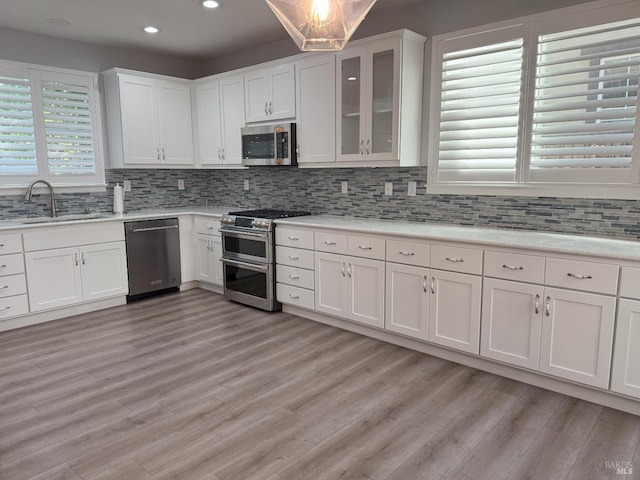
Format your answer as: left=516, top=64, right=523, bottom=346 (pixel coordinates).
left=244, top=63, right=295, bottom=123
left=295, top=54, right=336, bottom=164
left=103, top=69, right=195, bottom=168
left=195, top=74, right=245, bottom=167
left=336, top=30, right=425, bottom=166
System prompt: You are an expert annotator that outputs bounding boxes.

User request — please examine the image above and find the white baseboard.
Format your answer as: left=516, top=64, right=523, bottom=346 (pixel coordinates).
left=0, top=297, right=126, bottom=333
left=283, top=305, right=640, bottom=416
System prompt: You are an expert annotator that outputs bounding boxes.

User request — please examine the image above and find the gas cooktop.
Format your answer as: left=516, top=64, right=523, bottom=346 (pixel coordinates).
left=227, top=209, right=311, bottom=219
left=221, top=209, right=311, bottom=231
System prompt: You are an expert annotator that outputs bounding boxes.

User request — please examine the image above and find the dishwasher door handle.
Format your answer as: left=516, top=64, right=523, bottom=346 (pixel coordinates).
left=131, top=225, right=179, bottom=233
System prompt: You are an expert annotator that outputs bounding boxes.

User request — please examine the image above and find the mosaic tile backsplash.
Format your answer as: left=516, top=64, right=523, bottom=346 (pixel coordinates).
left=1, top=167, right=639, bottom=240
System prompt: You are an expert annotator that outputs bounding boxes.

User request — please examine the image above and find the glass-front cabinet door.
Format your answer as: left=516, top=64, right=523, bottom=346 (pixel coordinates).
left=336, top=39, right=400, bottom=163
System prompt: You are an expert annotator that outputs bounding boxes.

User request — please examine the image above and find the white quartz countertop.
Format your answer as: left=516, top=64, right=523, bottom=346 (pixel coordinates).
left=275, top=215, right=640, bottom=262
left=0, top=207, right=232, bottom=231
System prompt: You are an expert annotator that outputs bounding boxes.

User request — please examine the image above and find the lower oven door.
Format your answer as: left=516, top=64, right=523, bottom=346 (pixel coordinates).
left=222, top=257, right=278, bottom=311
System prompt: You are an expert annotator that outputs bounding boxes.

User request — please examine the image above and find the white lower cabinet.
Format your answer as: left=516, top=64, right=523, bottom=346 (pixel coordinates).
left=539, top=287, right=616, bottom=389
left=611, top=299, right=640, bottom=398
left=385, top=263, right=429, bottom=340
left=315, top=252, right=385, bottom=328
left=481, top=278, right=543, bottom=370
left=25, top=242, right=127, bottom=312
left=195, top=234, right=223, bottom=286
left=428, top=270, right=482, bottom=354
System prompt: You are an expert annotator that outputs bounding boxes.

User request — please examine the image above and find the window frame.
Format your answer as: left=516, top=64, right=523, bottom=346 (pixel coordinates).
left=427, top=0, right=640, bottom=199
left=0, top=59, right=106, bottom=193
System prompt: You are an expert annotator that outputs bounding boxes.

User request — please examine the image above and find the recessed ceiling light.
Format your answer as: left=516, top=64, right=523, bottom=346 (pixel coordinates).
left=143, top=26, right=160, bottom=34
left=347, top=76, right=357, bottom=81
left=201, top=0, right=220, bottom=8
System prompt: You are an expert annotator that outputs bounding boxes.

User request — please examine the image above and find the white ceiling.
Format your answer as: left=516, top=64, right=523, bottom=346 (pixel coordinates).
left=0, top=0, right=422, bottom=61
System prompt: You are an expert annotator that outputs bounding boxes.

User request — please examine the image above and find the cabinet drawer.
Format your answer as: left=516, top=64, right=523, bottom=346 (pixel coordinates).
left=194, top=216, right=221, bottom=236
left=0, top=294, right=29, bottom=320
left=276, top=246, right=315, bottom=269
left=0, top=234, right=23, bottom=255
left=545, top=258, right=618, bottom=295
left=315, top=231, right=348, bottom=254
left=620, top=267, right=640, bottom=300
left=276, top=227, right=314, bottom=250
left=0, top=274, right=27, bottom=298
left=276, top=264, right=314, bottom=290
left=348, top=235, right=385, bottom=260
left=277, top=283, right=314, bottom=310
left=484, top=251, right=545, bottom=284
left=0, top=254, right=25, bottom=277
left=386, top=239, right=430, bottom=267
left=431, top=245, right=483, bottom=275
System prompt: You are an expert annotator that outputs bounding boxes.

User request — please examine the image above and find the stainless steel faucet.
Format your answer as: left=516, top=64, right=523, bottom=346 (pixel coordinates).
left=24, top=180, right=57, bottom=217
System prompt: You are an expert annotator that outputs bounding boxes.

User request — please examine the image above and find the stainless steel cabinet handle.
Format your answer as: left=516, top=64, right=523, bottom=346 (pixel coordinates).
left=545, top=296, right=551, bottom=317
left=503, top=264, right=524, bottom=271
left=365, top=139, right=370, bottom=155
left=289, top=294, right=300, bottom=300
left=0, top=306, right=10, bottom=311
left=430, top=277, right=436, bottom=294
left=217, top=149, right=222, bottom=160
left=0, top=244, right=4, bottom=247
left=358, top=246, right=372, bottom=251
left=206, top=226, right=215, bottom=230
left=264, top=102, right=268, bottom=115
left=268, top=102, right=273, bottom=115
left=74, top=253, right=79, bottom=266
left=445, top=257, right=464, bottom=263
left=341, top=262, right=346, bottom=277
left=0, top=265, right=6, bottom=269
left=535, top=294, right=540, bottom=314
left=288, top=236, right=299, bottom=241
left=324, top=241, right=337, bottom=246
left=567, top=273, right=592, bottom=280
left=399, top=251, right=415, bottom=257
left=161, top=148, right=166, bottom=160
left=221, top=148, right=225, bottom=159
left=289, top=274, right=300, bottom=280
left=347, top=263, right=352, bottom=278
left=156, top=148, right=160, bottom=160
left=81, top=252, right=86, bottom=265
left=359, top=140, right=364, bottom=155
left=0, top=285, right=8, bottom=290
left=288, top=256, right=299, bottom=261
left=423, top=275, right=427, bottom=293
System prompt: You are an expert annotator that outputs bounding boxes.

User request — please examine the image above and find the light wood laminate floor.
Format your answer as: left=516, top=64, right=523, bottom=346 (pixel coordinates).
left=1, top=289, right=639, bottom=480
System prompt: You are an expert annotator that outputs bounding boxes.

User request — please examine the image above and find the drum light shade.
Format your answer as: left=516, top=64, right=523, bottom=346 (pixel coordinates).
left=265, top=0, right=378, bottom=51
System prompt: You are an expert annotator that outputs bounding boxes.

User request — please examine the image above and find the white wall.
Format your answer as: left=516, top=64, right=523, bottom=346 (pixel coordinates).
left=0, top=26, right=202, bottom=78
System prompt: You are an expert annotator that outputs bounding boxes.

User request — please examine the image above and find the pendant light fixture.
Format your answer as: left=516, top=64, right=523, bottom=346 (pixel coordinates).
left=265, top=0, right=378, bottom=51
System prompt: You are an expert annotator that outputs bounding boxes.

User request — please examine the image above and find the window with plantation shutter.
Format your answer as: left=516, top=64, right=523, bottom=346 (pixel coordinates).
left=0, top=75, right=38, bottom=176
left=429, top=1, right=640, bottom=195
left=432, top=28, right=526, bottom=183
left=41, top=76, right=96, bottom=176
left=0, top=60, right=104, bottom=189
left=529, top=18, right=640, bottom=183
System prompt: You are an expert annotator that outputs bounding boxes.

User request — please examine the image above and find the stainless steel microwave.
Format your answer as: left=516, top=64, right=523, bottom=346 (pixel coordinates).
left=241, top=123, right=297, bottom=166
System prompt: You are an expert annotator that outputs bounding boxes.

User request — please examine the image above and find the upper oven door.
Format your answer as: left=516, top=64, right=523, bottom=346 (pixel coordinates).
left=221, top=228, right=272, bottom=263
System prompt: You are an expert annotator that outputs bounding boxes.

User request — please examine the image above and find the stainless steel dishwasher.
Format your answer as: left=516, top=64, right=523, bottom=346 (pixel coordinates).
left=125, top=218, right=181, bottom=299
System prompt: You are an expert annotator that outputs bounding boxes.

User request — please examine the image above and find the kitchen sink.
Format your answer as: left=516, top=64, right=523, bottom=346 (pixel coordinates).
left=20, top=214, right=111, bottom=224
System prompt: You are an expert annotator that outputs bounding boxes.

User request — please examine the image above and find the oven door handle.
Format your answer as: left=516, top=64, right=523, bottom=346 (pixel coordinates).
left=219, top=228, right=269, bottom=240
left=221, top=257, right=270, bottom=272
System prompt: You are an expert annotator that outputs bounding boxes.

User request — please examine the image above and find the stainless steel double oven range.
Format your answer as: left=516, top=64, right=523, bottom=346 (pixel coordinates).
left=220, top=209, right=310, bottom=311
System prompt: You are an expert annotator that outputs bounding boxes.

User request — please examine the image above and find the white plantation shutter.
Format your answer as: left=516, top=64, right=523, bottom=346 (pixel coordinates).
left=0, top=75, right=38, bottom=175
left=434, top=29, right=525, bottom=183
left=0, top=61, right=103, bottom=186
left=41, top=77, right=96, bottom=176
left=530, top=18, right=640, bottom=183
